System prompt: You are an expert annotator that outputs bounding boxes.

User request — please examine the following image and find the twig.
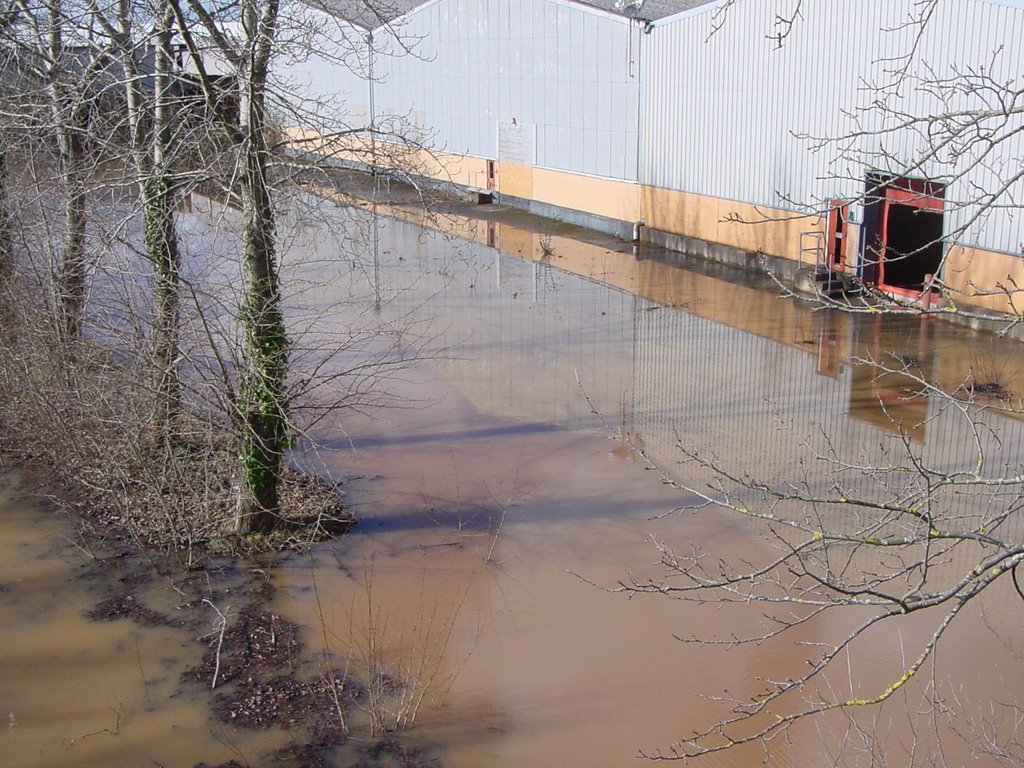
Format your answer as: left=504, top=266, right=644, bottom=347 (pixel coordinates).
left=201, top=598, right=231, bottom=689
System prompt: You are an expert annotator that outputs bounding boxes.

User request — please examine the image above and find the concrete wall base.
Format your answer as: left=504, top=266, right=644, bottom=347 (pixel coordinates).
left=644, top=228, right=801, bottom=284
left=497, top=194, right=637, bottom=241
left=936, top=307, right=1024, bottom=341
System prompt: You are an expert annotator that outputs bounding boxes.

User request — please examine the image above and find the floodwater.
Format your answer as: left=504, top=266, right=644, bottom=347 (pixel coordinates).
left=4, top=193, right=1024, bottom=767
left=0, top=475, right=289, bottom=768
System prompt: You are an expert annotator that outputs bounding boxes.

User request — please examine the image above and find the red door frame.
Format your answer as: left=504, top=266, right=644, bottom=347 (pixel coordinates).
left=875, top=178, right=945, bottom=297
left=826, top=200, right=849, bottom=268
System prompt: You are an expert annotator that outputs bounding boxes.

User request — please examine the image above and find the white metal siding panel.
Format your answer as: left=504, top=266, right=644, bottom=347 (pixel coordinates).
left=272, top=7, right=371, bottom=131
left=645, top=0, right=1024, bottom=255
left=365, top=0, right=642, bottom=181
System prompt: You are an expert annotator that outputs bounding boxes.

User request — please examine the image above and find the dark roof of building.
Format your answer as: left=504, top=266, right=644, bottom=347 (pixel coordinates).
left=307, top=0, right=716, bottom=29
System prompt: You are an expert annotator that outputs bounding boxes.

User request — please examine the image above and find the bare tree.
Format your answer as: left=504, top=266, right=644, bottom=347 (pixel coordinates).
left=88, top=0, right=185, bottom=442
left=145, top=1, right=184, bottom=441
left=165, top=0, right=438, bottom=535
left=167, top=0, right=346, bottom=534
left=46, top=0, right=90, bottom=339
left=0, top=0, right=121, bottom=340
left=0, top=2, right=15, bottom=283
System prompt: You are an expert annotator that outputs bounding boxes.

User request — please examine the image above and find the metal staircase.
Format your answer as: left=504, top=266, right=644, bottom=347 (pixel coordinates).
left=795, top=231, right=860, bottom=298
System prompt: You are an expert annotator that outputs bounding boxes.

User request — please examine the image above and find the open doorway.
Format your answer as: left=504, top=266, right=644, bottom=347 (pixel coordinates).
left=859, top=172, right=945, bottom=296
left=826, top=199, right=850, bottom=268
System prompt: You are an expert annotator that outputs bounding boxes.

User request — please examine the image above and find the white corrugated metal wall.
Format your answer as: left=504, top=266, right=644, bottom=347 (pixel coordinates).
left=645, top=0, right=1024, bottom=255
left=272, top=5, right=371, bottom=132
left=372, top=0, right=643, bottom=180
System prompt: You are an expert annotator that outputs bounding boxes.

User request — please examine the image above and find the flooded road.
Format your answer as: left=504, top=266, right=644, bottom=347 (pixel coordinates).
left=3, top=193, right=1024, bottom=767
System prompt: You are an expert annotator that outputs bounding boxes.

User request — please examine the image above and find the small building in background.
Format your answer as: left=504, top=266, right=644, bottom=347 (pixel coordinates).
left=277, top=0, right=1024, bottom=316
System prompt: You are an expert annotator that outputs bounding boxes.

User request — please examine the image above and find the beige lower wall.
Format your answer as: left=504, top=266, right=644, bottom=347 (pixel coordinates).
left=945, top=245, right=1024, bottom=315
left=282, top=128, right=490, bottom=191
left=286, top=128, right=813, bottom=260
left=640, top=186, right=825, bottom=262
left=497, top=161, right=534, bottom=200
left=533, top=168, right=641, bottom=223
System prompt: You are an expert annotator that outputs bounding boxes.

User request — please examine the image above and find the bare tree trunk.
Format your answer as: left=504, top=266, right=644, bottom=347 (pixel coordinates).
left=0, top=135, right=11, bottom=284
left=143, top=172, right=181, bottom=441
left=56, top=114, right=88, bottom=340
left=48, top=0, right=89, bottom=342
left=234, top=0, right=287, bottom=534
left=143, top=3, right=182, bottom=444
left=168, top=0, right=288, bottom=534
left=103, top=0, right=182, bottom=443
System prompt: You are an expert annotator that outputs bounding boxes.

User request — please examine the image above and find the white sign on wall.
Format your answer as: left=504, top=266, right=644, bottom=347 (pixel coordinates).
left=498, top=121, right=536, bottom=166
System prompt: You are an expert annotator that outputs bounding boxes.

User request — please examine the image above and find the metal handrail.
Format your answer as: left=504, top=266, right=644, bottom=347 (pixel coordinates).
left=799, top=231, right=826, bottom=271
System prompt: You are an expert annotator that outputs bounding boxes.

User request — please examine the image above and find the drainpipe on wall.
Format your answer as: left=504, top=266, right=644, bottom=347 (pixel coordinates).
left=632, top=220, right=645, bottom=257
left=633, top=18, right=645, bottom=239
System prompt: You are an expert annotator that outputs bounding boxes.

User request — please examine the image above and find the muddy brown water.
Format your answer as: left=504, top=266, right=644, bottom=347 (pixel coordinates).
left=3, top=195, right=1024, bottom=767
left=0, top=476, right=292, bottom=767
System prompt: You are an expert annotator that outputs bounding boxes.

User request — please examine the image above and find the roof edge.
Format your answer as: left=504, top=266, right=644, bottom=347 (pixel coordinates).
left=651, top=0, right=728, bottom=27
left=390, top=0, right=639, bottom=30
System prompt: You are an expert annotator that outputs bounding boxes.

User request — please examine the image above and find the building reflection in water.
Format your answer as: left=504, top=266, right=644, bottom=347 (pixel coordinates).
left=336, top=202, right=1024, bottom=539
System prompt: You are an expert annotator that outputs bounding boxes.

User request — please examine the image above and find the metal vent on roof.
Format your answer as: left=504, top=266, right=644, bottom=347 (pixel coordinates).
left=613, top=0, right=647, bottom=17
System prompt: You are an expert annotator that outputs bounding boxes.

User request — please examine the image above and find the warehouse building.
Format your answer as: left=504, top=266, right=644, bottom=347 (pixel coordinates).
left=278, top=0, right=1024, bottom=315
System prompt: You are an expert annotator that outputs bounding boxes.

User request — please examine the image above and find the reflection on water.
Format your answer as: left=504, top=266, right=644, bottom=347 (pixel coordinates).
left=313, top=197, right=1024, bottom=498
left=4, top=192, right=1023, bottom=768
left=274, top=197, right=1024, bottom=768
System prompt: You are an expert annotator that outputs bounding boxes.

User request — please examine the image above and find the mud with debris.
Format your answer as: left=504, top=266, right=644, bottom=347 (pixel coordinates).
left=0, top=455, right=440, bottom=768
